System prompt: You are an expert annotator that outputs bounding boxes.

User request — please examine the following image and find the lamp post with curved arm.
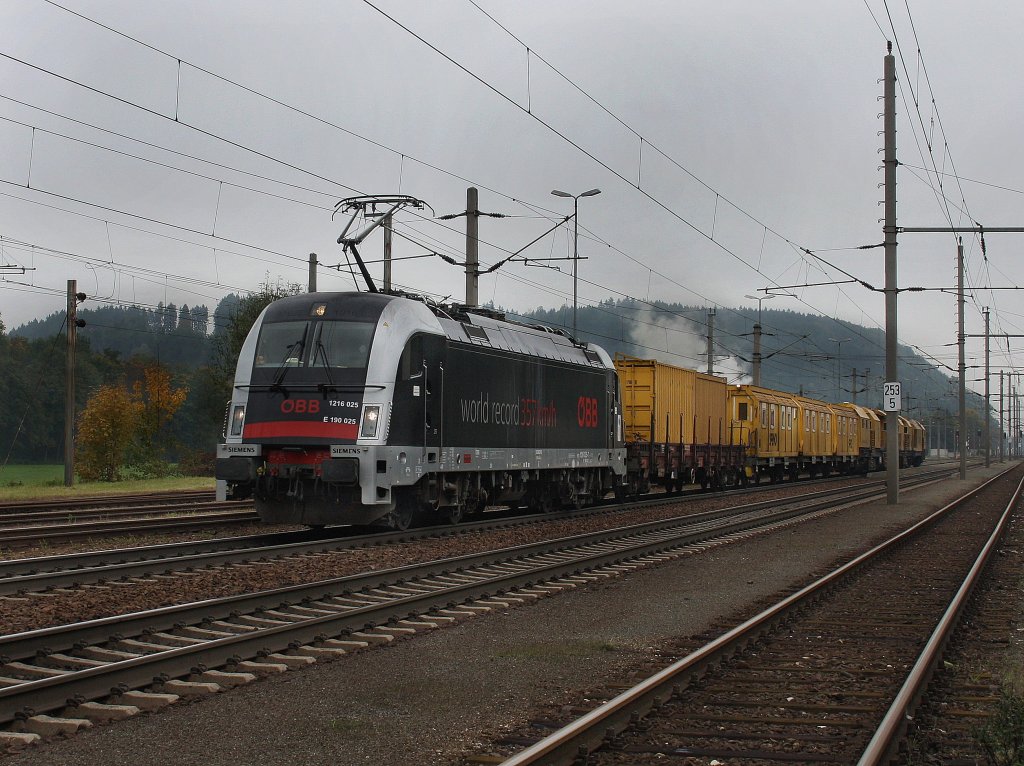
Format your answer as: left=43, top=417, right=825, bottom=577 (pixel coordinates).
left=552, top=188, right=601, bottom=337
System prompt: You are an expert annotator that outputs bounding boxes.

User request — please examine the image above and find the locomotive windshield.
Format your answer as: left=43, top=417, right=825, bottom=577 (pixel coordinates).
left=311, top=320, right=375, bottom=369
left=254, top=321, right=308, bottom=368
left=253, top=320, right=375, bottom=370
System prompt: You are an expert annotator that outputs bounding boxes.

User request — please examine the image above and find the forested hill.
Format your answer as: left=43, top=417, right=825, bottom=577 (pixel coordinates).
left=0, top=293, right=980, bottom=466
left=12, top=298, right=237, bottom=367
left=521, top=298, right=967, bottom=416
left=2, top=293, right=246, bottom=465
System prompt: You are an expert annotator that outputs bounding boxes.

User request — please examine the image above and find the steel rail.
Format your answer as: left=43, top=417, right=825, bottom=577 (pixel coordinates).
left=0, top=490, right=216, bottom=514
left=0, top=465, right=955, bottom=579
left=0, top=500, right=250, bottom=526
left=856, top=471, right=1024, bottom=765
left=496, top=465, right=1019, bottom=766
left=0, top=510, right=259, bottom=548
left=0, top=470, right=951, bottom=595
left=0, top=477, right=921, bottom=725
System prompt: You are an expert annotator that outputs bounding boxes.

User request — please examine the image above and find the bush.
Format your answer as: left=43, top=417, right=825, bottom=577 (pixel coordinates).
left=177, top=449, right=216, bottom=476
left=975, top=689, right=1024, bottom=765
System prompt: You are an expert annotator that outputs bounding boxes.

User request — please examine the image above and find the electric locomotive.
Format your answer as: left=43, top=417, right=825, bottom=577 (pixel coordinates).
left=216, top=291, right=627, bottom=528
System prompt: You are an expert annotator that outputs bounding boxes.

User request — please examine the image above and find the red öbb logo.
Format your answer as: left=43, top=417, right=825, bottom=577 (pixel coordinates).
left=577, top=396, right=598, bottom=428
left=280, top=399, right=320, bottom=414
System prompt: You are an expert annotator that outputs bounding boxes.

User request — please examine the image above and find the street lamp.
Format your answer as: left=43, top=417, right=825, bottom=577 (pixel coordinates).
left=829, top=336, right=852, bottom=400
left=551, top=188, right=601, bottom=337
left=744, top=293, right=775, bottom=387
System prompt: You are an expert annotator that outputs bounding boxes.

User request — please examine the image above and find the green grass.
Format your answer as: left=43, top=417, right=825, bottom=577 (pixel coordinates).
left=326, top=717, right=368, bottom=735
left=973, top=689, right=1024, bottom=765
left=0, top=464, right=63, bottom=486
left=0, top=464, right=214, bottom=500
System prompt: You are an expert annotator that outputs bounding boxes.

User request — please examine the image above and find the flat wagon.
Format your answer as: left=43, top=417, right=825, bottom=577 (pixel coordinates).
left=615, top=356, right=744, bottom=491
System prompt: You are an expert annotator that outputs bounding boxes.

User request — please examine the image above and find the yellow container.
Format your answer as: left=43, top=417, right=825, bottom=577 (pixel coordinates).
left=728, top=385, right=801, bottom=458
left=830, top=402, right=861, bottom=458
left=849, top=404, right=882, bottom=452
left=615, top=356, right=731, bottom=445
left=793, top=394, right=834, bottom=458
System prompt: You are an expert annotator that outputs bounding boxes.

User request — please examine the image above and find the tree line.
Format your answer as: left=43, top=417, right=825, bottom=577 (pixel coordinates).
left=0, top=290, right=983, bottom=479
left=0, top=280, right=300, bottom=478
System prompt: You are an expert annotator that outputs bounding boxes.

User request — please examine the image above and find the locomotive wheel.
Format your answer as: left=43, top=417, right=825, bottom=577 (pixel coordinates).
left=390, top=507, right=413, bottom=531
left=441, top=505, right=464, bottom=525
left=560, top=482, right=583, bottom=510
left=388, top=494, right=417, bottom=530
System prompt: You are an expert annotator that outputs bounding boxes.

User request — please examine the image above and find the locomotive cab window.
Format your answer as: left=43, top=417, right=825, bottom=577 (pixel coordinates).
left=254, top=321, right=309, bottom=368
left=310, top=321, right=375, bottom=369
left=254, top=320, right=375, bottom=370
left=399, top=334, right=426, bottom=380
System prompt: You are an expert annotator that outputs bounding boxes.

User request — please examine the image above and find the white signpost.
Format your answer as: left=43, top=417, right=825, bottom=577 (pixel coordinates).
left=883, top=381, right=902, bottom=412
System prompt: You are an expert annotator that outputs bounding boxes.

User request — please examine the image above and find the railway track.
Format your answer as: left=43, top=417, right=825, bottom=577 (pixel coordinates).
left=0, top=490, right=216, bottom=514
left=480, top=464, right=1023, bottom=765
left=0, top=506, right=259, bottom=550
left=0, top=463, right=960, bottom=553
left=0, top=467, right=959, bottom=736
left=0, top=467, right=956, bottom=597
left=0, top=499, right=249, bottom=528
left=895, top=486, right=1024, bottom=763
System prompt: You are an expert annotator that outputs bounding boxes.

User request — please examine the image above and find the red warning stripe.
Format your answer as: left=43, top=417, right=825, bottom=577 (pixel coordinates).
left=243, top=421, right=358, bottom=439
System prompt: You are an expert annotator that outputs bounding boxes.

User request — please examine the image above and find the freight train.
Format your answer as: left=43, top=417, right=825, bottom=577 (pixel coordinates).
left=216, top=292, right=925, bottom=528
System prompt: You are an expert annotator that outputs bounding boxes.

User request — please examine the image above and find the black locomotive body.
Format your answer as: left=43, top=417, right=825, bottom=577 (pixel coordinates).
left=216, top=292, right=627, bottom=528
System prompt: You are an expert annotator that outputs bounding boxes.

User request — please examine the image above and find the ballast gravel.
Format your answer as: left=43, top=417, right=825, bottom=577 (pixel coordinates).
left=1, top=464, right=1013, bottom=765
left=4, top=477, right=874, bottom=634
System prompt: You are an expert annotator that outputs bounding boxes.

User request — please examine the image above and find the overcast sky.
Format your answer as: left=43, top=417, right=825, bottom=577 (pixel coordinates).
left=2, top=0, right=1022, bottom=398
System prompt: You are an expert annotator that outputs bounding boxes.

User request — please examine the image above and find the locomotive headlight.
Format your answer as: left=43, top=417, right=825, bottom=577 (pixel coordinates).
left=229, top=405, right=246, bottom=436
left=360, top=405, right=381, bottom=438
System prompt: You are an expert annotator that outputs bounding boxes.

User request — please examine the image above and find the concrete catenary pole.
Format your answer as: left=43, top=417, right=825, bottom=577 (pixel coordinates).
left=984, top=307, right=991, bottom=467
left=706, top=308, right=716, bottom=376
left=1000, top=370, right=1005, bottom=463
left=383, top=213, right=393, bottom=293
left=883, top=43, right=899, bottom=503
left=64, top=279, right=78, bottom=487
left=752, top=322, right=762, bottom=386
left=308, top=253, right=317, bottom=292
left=957, top=238, right=967, bottom=479
left=465, top=187, right=479, bottom=307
